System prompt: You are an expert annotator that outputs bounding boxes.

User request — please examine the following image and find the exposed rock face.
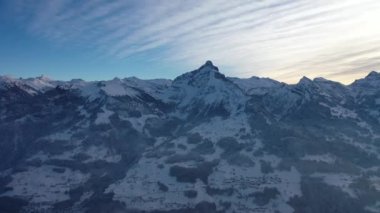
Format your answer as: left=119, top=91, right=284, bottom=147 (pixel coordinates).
left=0, top=62, right=380, bottom=213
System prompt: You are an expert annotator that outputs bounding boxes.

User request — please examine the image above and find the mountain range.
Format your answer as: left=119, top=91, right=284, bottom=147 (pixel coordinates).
left=0, top=61, right=380, bottom=213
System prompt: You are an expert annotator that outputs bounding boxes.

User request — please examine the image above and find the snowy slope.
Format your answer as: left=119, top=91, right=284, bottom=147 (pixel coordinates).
left=0, top=75, right=56, bottom=95
left=229, top=76, right=283, bottom=95
left=0, top=63, right=379, bottom=213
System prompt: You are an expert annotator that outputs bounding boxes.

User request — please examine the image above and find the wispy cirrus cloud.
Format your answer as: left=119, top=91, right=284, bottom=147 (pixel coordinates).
left=5, top=0, right=380, bottom=83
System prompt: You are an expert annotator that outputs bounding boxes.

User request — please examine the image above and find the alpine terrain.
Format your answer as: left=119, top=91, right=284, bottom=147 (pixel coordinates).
left=1, top=61, right=380, bottom=213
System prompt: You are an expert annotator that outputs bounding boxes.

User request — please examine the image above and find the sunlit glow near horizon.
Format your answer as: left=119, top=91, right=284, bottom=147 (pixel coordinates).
left=1, top=0, right=380, bottom=84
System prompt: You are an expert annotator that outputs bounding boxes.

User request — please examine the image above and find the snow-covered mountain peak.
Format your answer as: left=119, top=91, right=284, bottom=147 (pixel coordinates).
left=199, top=60, right=219, bottom=72
left=0, top=75, right=56, bottom=94
left=313, top=77, right=329, bottom=82
left=35, top=75, right=52, bottom=81
left=0, top=75, right=16, bottom=85
left=1, top=67, right=380, bottom=213
left=100, top=78, right=140, bottom=97
left=362, top=71, right=380, bottom=86
left=353, top=71, right=380, bottom=84
left=350, top=71, right=380, bottom=94
left=123, top=76, right=172, bottom=99
left=294, top=76, right=317, bottom=94
left=25, top=76, right=55, bottom=90
left=229, top=76, right=282, bottom=95
left=166, top=61, right=245, bottom=116
left=366, top=71, right=380, bottom=79
left=0, top=75, right=19, bottom=91
left=298, top=76, right=313, bottom=85
left=173, top=61, right=226, bottom=89
left=312, top=77, right=346, bottom=89
left=292, top=76, right=349, bottom=101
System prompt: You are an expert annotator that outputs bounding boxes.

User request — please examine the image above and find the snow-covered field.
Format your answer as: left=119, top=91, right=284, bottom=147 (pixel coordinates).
left=4, top=166, right=89, bottom=204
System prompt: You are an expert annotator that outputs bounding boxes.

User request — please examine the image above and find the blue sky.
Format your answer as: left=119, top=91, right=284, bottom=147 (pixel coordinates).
left=1, top=0, right=380, bottom=83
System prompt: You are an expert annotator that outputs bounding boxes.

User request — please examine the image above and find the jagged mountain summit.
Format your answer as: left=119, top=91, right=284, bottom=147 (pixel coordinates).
left=0, top=62, right=380, bottom=213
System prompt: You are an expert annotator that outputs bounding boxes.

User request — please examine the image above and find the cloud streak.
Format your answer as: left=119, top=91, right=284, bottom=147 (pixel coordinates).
left=6, top=0, right=380, bottom=83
